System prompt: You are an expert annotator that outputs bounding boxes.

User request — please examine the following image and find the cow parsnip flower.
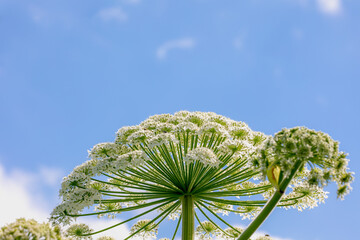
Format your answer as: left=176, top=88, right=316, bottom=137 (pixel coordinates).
left=0, top=218, right=62, bottom=240
left=65, top=224, right=93, bottom=240
left=50, top=112, right=353, bottom=240
left=0, top=218, right=117, bottom=240
left=238, top=127, right=354, bottom=240
left=195, top=221, right=221, bottom=240
left=252, top=127, right=354, bottom=200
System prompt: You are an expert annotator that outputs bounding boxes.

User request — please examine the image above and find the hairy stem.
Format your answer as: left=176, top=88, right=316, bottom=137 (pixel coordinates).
left=238, top=161, right=303, bottom=240
left=182, top=195, right=195, bottom=240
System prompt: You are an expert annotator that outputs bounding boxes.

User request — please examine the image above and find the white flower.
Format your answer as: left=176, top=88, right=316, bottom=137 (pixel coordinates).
left=220, top=227, right=244, bottom=240
left=185, top=112, right=208, bottom=127
left=65, top=223, right=93, bottom=239
left=199, top=122, right=228, bottom=137
left=127, top=130, right=155, bottom=145
left=115, top=126, right=141, bottom=144
left=217, top=139, right=254, bottom=156
left=148, top=133, right=179, bottom=148
left=175, top=122, right=200, bottom=133
left=130, top=219, right=158, bottom=239
left=117, top=150, right=149, bottom=168
left=195, top=221, right=221, bottom=240
left=146, top=113, right=173, bottom=123
left=88, top=142, right=128, bottom=160
left=235, top=206, right=261, bottom=220
left=229, top=124, right=251, bottom=140
left=184, top=147, right=220, bottom=167
left=208, top=201, right=233, bottom=216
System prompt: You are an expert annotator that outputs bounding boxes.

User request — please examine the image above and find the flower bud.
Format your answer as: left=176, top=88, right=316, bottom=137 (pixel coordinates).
left=267, top=164, right=281, bottom=190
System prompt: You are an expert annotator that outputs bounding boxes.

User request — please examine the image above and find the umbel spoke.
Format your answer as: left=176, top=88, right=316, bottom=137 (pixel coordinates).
left=51, top=111, right=353, bottom=240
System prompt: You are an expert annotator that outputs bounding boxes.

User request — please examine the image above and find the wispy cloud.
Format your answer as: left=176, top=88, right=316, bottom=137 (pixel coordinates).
left=292, top=28, right=304, bottom=40
left=28, top=5, right=48, bottom=24
left=156, top=38, right=196, bottom=59
left=123, top=0, right=141, bottom=5
left=234, top=39, right=243, bottom=51
left=233, top=34, right=246, bottom=50
left=317, top=0, right=342, bottom=15
left=98, top=7, right=128, bottom=23
left=39, top=166, right=63, bottom=187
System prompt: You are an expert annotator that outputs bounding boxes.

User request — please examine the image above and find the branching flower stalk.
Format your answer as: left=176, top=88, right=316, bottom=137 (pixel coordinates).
left=50, top=112, right=353, bottom=240
left=238, top=127, right=354, bottom=240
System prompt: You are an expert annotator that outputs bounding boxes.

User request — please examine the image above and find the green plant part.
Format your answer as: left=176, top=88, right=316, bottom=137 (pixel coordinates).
left=65, top=224, right=93, bottom=240
left=50, top=112, right=353, bottom=240
left=238, top=127, right=354, bottom=240
left=0, top=218, right=63, bottom=240
left=129, top=219, right=158, bottom=239
left=266, top=164, right=281, bottom=190
left=200, top=225, right=273, bottom=240
left=195, top=221, right=221, bottom=240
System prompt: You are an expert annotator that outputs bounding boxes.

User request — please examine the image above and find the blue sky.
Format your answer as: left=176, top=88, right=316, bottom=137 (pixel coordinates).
left=0, top=0, right=359, bottom=239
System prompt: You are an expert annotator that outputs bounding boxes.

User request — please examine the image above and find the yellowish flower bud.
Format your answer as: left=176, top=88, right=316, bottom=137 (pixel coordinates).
left=267, top=164, right=281, bottom=190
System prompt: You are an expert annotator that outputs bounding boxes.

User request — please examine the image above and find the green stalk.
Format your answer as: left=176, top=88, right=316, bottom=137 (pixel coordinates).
left=237, top=161, right=303, bottom=240
left=182, top=195, right=195, bottom=240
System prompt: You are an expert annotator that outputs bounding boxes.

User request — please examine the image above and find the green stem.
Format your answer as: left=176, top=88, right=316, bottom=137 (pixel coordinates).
left=182, top=195, right=195, bottom=240
left=237, top=161, right=303, bottom=240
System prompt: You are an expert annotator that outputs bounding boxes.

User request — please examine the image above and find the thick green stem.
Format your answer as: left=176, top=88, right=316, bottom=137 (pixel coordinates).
left=237, top=161, right=303, bottom=240
left=182, top=195, right=195, bottom=240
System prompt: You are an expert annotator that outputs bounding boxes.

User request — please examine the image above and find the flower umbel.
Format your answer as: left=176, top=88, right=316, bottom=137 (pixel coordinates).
left=50, top=112, right=353, bottom=240
left=252, top=127, right=354, bottom=201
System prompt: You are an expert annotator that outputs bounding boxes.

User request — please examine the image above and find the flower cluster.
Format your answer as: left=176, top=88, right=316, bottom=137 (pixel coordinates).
left=252, top=127, right=354, bottom=201
left=196, top=222, right=274, bottom=240
left=0, top=218, right=62, bottom=240
left=184, top=147, right=220, bottom=167
left=51, top=111, right=264, bottom=226
left=65, top=223, right=93, bottom=240
left=50, top=112, right=353, bottom=239
left=129, top=219, right=158, bottom=239
left=196, top=221, right=221, bottom=240
left=0, top=218, right=118, bottom=240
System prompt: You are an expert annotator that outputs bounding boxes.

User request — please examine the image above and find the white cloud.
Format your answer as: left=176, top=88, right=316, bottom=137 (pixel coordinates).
left=98, top=7, right=128, bottom=23
left=39, top=166, right=63, bottom=187
left=317, top=0, right=342, bottom=15
left=0, top=164, right=50, bottom=226
left=80, top=218, right=132, bottom=240
left=156, top=38, right=196, bottom=59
